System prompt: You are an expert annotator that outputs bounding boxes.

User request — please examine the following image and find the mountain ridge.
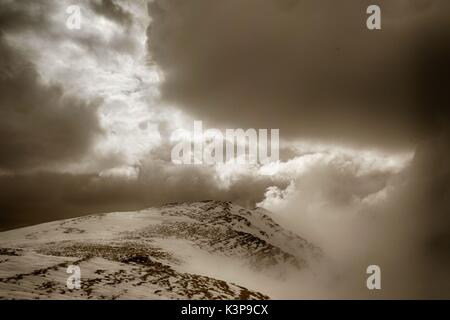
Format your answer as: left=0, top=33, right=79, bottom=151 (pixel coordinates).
left=0, top=200, right=321, bottom=299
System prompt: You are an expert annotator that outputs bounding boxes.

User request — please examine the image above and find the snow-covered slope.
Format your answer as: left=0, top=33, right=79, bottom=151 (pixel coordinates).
left=0, top=200, right=321, bottom=299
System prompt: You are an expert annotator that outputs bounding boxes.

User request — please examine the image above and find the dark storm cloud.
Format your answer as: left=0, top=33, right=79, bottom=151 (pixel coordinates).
left=90, top=0, right=133, bottom=28
left=407, top=27, right=450, bottom=297
left=1, top=0, right=139, bottom=60
left=261, top=19, right=450, bottom=298
left=0, top=0, right=53, bottom=32
left=0, top=36, right=101, bottom=171
left=147, top=0, right=448, bottom=149
left=0, top=2, right=102, bottom=171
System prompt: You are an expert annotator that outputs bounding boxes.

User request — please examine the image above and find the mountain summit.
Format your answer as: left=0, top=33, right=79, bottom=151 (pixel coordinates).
left=0, top=200, right=321, bottom=299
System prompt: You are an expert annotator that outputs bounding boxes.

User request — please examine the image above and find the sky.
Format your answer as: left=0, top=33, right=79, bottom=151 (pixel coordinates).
left=0, top=0, right=449, bottom=298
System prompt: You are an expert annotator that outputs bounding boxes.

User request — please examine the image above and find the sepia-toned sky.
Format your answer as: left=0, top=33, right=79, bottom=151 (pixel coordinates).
left=0, top=0, right=449, bottom=297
